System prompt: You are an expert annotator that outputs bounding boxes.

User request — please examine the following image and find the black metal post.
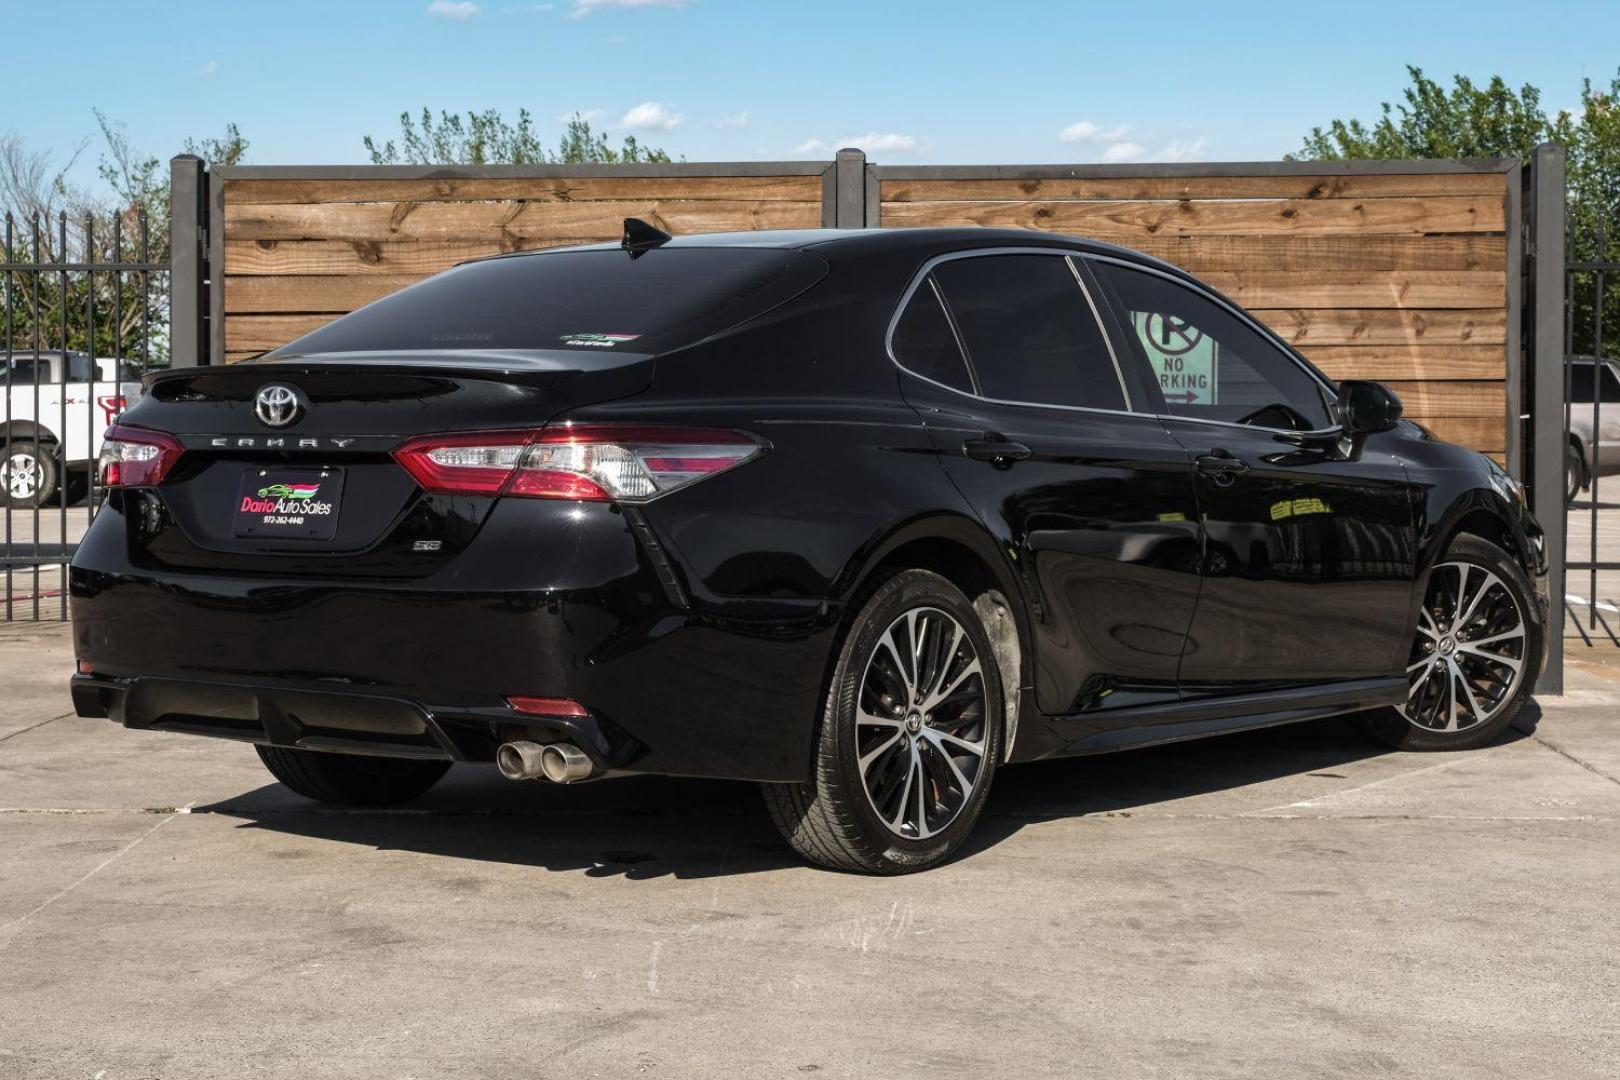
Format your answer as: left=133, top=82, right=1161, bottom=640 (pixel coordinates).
left=1529, top=143, right=1567, bottom=692
left=169, top=155, right=207, bottom=367
left=834, top=148, right=867, bottom=228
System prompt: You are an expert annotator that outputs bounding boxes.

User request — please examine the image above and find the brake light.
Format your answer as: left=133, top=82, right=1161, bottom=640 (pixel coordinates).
left=506, top=696, right=589, bottom=718
left=98, top=425, right=183, bottom=488
left=96, top=395, right=127, bottom=425
left=392, top=425, right=763, bottom=502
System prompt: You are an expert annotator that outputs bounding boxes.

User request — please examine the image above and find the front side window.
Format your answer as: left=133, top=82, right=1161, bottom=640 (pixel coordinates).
left=930, top=254, right=1126, bottom=412
left=1094, top=262, right=1334, bottom=431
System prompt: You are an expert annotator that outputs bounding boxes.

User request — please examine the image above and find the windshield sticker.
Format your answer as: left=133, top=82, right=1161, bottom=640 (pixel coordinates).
left=559, top=333, right=641, bottom=348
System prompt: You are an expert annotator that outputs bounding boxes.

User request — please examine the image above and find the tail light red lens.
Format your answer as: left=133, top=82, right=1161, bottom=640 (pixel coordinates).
left=506, top=696, right=589, bottom=718
left=392, top=424, right=763, bottom=502
left=98, top=425, right=183, bottom=488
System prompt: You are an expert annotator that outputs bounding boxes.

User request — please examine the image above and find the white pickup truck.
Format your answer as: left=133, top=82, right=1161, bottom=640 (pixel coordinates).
left=3, top=350, right=142, bottom=507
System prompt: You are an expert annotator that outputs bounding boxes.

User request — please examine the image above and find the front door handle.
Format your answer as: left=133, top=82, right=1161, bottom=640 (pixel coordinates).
left=963, top=436, right=1032, bottom=466
left=1195, top=450, right=1250, bottom=484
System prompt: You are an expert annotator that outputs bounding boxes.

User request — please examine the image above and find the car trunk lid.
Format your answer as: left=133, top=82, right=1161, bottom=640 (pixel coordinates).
left=124, top=350, right=650, bottom=576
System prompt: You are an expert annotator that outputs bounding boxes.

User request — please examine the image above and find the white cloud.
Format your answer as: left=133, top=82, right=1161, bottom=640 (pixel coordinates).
left=712, top=111, right=751, bottom=129
left=620, top=101, right=684, bottom=131
left=199, top=59, right=218, bottom=77
left=427, top=0, right=481, bottom=19
left=1147, top=136, right=1209, bottom=162
left=795, top=132, right=924, bottom=155
left=1100, top=141, right=1146, bottom=163
left=1058, top=120, right=1128, bottom=143
left=569, top=0, right=691, bottom=17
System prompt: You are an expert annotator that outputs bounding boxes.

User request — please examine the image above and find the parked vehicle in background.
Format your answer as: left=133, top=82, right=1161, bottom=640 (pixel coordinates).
left=70, top=224, right=1548, bottom=873
left=3, top=351, right=142, bottom=507
left=1568, top=355, right=1620, bottom=503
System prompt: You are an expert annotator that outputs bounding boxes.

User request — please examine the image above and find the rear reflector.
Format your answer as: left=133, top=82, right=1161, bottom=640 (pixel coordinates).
left=76, top=659, right=95, bottom=675
left=98, top=425, right=184, bottom=488
left=506, top=696, right=590, bottom=718
left=393, top=424, right=762, bottom=503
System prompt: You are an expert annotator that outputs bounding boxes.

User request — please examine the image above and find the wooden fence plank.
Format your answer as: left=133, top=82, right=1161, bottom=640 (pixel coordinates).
left=1411, top=416, right=1506, bottom=452
left=880, top=172, right=1508, bottom=203
left=223, top=199, right=821, bottom=242
left=1299, top=345, right=1506, bottom=382
left=223, top=234, right=1510, bottom=276
left=1119, top=234, right=1507, bottom=273
left=223, top=267, right=1507, bottom=317
left=1376, top=381, right=1506, bottom=417
left=224, top=238, right=567, bottom=276
left=1249, top=307, right=1506, bottom=346
left=879, top=195, right=1504, bottom=236
left=225, top=274, right=430, bottom=314
left=224, top=175, right=822, bottom=205
left=1200, top=271, right=1503, bottom=310
left=226, top=314, right=339, bottom=353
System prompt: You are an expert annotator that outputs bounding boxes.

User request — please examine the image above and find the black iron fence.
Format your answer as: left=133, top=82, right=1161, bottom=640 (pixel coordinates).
left=1, top=210, right=166, bottom=620
left=1566, top=216, right=1619, bottom=642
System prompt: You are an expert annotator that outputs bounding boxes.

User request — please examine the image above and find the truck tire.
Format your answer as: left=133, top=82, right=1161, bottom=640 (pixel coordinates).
left=2, top=440, right=57, bottom=508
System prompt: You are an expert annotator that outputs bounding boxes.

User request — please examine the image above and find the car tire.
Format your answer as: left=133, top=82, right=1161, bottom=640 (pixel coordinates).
left=1566, top=442, right=1586, bottom=504
left=2, top=440, right=57, bottom=508
left=255, top=746, right=451, bottom=806
left=1354, top=534, right=1541, bottom=752
left=763, top=569, right=1004, bottom=874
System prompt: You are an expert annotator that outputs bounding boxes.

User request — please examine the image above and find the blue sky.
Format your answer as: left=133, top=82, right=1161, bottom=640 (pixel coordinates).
left=6, top=0, right=1618, bottom=191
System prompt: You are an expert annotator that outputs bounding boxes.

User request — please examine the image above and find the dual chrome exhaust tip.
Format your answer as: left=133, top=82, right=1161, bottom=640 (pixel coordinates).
left=496, top=740, right=596, bottom=784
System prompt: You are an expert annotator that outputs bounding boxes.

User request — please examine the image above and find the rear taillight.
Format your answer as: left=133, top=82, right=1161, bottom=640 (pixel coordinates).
left=98, top=425, right=183, bottom=488
left=392, top=425, right=763, bottom=502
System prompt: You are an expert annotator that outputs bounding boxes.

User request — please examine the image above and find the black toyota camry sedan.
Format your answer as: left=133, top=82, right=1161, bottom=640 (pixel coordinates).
left=69, top=222, right=1548, bottom=873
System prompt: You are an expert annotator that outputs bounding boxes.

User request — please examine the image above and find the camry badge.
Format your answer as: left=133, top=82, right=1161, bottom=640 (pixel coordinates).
left=254, top=384, right=302, bottom=428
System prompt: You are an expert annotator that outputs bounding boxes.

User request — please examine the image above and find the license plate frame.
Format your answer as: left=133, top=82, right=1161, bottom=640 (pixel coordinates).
left=233, top=467, right=345, bottom=541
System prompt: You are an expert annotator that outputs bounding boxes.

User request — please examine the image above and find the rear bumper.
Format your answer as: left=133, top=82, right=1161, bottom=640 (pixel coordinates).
left=71, top=672, right=622, bottom=767
left=69, top=499, right=837, bottom=782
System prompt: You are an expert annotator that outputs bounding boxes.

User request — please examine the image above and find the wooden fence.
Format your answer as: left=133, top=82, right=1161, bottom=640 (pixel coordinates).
left=182, top=154, right=1521, bottom=462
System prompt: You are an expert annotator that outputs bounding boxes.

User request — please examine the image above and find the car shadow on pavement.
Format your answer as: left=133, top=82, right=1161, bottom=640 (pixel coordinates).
left=194, top=713, right=1439, bottom=879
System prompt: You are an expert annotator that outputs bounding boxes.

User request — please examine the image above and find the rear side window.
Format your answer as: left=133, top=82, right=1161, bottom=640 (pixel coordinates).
left=931, top=254, right=1126, bottom=411
left=269, top=248, right=828, bottom=357
left=891, top=277, right=974, bottom=392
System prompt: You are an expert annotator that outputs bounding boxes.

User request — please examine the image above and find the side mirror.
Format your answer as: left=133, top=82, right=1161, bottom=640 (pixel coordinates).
left=1337, top=380, right=1403, bottom=436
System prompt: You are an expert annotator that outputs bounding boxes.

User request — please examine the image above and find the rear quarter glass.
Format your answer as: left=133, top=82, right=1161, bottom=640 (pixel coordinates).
left=267, top=248, right=830, bottom=358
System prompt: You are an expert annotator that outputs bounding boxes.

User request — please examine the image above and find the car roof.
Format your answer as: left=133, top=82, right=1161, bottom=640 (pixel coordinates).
left=487, top=226, right=1189, bottom=279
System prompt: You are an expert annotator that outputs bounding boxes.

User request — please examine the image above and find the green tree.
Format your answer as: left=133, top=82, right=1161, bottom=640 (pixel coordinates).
left=1, top=116, right=247, bottom=368
left=363, top=109, right=672, bottom=165
left=1294, top=66, right=1620, bottom=361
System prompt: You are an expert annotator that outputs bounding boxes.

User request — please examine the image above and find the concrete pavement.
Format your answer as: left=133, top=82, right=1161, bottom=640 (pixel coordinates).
left=1, top=620, right=1617, bottom=1079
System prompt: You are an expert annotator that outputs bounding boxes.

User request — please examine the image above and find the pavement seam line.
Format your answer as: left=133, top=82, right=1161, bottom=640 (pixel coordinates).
left=1237, top=755, right=1469, bottom=816
left=1529, top=732, right=1620, bottom=787
left=0, top=711, right=73, bottom=747
left=0, top=800, right=194, bottom=952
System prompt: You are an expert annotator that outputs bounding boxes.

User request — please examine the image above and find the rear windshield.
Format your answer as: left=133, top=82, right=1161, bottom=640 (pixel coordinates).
left=269, top=247, right=828, bottom=358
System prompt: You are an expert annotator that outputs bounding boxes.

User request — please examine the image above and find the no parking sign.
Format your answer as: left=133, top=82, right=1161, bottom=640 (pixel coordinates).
left=1132, top=311, right=1217, bottom=405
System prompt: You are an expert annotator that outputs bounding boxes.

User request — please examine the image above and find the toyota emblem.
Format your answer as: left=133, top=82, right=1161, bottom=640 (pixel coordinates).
left=254, top=384, right=302, bottom=428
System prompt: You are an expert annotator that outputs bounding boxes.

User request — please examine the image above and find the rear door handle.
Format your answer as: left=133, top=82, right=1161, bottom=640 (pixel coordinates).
left=962, top=436, right=1032, bottom=465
